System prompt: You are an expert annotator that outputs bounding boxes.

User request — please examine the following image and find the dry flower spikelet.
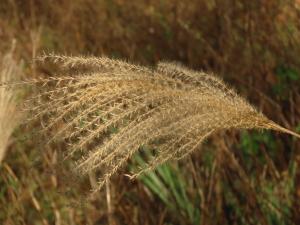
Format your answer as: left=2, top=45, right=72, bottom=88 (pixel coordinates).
left=18, top=54, right=300, bottom=193
left=0, top=50, right=22, bottom=163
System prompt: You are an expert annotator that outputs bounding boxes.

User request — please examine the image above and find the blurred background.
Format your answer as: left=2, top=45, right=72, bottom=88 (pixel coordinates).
left=0, top=0, right=300, bottom=224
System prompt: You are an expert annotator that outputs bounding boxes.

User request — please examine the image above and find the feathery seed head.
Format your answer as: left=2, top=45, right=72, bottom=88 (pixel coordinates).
left=10, top=54, right=300, bottom=193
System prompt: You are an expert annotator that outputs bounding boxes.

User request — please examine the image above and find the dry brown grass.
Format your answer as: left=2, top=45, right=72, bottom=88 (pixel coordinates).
left=18, top=54, right=300, bottom=193
left=0, top=47, right=22, bottom=163
left=0, top=1, right=299, bottom=224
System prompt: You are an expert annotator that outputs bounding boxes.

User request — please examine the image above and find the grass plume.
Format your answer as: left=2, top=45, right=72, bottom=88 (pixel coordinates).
left=18, top=54, right=300, bottom=193
left=0, top=49, right=22, bottom=163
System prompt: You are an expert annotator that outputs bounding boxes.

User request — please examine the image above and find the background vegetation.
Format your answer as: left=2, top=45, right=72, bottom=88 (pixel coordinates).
left=0, top=0, right=300, bottom=224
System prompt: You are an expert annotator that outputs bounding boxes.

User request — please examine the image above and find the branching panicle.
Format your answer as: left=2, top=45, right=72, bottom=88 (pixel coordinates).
left=18, top=54, right=300, bottom=193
